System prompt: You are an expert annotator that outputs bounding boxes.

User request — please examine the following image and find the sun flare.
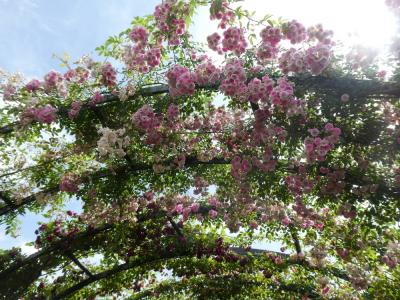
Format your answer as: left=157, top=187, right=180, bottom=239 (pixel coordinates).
left=248, top=0, right=397, bottom=52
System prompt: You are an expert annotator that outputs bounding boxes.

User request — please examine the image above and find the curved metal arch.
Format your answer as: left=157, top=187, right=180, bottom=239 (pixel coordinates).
left=128, top=273, right=321, bottom=300
left=1, top=75, right=400, bottom=136
left=0, top=156, right=231, bottom=218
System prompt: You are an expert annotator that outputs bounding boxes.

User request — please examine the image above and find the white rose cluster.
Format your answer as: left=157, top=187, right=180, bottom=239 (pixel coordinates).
left=97, top=127, right=130, bottom=158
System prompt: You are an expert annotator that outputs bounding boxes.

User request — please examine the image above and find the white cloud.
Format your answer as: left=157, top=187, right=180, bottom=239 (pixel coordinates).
left=20, top=242, right=36, bottom=255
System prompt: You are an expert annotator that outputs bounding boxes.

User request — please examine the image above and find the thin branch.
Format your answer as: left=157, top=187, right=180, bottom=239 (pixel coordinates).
left=230, top=246, right=287, bottom=257
left=249, top=101, right=260, bottom=113
left=167, top=216, right=183, bottom=237
left=65, top=251, right=94, bottom=279
left=289, top=225, right=302, bottom=254
left=0, top=123, right=16, bottom=134
left=0, top=156, right=65, bottom=179
left=0, top=191, right=16, bottom=207
left=0, top=187, right=59, bottom=216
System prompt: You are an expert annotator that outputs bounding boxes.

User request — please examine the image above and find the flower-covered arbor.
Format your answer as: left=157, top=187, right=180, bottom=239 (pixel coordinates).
left=0, top=0, right=400, bottom=299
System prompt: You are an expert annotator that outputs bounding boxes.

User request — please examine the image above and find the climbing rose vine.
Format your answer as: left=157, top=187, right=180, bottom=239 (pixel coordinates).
left=0, top=0, right=399, bottom=299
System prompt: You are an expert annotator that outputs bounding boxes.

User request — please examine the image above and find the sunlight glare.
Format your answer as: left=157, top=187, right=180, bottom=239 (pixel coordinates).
left=247, top=0, right=397, bottom=52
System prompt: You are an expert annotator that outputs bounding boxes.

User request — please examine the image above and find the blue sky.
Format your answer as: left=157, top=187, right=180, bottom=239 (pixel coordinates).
left=1, top=0, right=396, bottom=78
left=0, top=0, right=397, bottom=253
left=0, top=0, right=159, bottom=77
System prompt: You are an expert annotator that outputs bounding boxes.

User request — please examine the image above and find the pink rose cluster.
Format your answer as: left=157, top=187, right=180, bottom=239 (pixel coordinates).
left=166, top=61, right=221, bottom=97
left=382, top=242, right=400, bottom=268
left=209, top=0, right=235, bottom=29
left=167, top=103, right=180, bottom=121
left=146, top=47, right=162, bottom=68
left=292, top=200, right=325, bottom=231
left=124, top=45, right=162, bottom=73
left=274, top=22, right=334, bottom=75
left=304, top=43, right=332, bottom=75
left=279, top=45, right=332, bottom=75
left=382, top=255, right=398, bottom=268
left=251, top=109, right=273, bottom=144
left=260, top=26, right=282, bottom=46
left=173, top=201, right=203, bottom=222
left=208, top=197, right=221, bottom=217
left=193, top=60, right=221, bottom=86
left=256, top=43, right=279, bottom=62
left=43, top=70, right=63, bottom=92
left=167, top=65, right=195, bottom=98
left=218, top=61, right=305, bottom=115
left=153, top=0, right=187, bottom=45
left=207, top=33, right=223, bottom=54
left=20, top=105, right=57, bottom=125
left=231, top=156, right=251, bottom=180
left=256, top=26, right=282, bottom=62
left=207, top=26, right=248, bottom=56
left=132, top=105, right=163, bottom=145
left=307, top=24, right=334, bottom=45
left=247, top=76, right=274, bottom=103
left=320, top=167, right=346, bottom=196
left=59, top=173, right=79, bottom=193
left=63, top=69, right=76, bottom=82
left=34, top=218, right=81, bottom=248
left=129, top=26, right=149, bottom=45
left=34, top=106, right=57, bottom=124
left=2, top=84, right=16, bottom=100
left=63, top=67, right=89, bottom=84
left=279, top=48, right=306, bottom=74
left=283, top=20, right=307, bottom=44
left=221, top=27, right=248, bottom=56
left=252, top=147, right=277, bottom=172
left=205, top=19, right=334, bottom=75
left=285, top=165, right=314, bottom=196
left=25, top=79, right=41, bottom=92
left=101, top=63, right=117, bottom=87
left=90, top=91, right=104, bottom=107
left=219, top=59, right=247, bottom=100
left=124, top=25, right=162, bottom=72
left=132, top=104, right=161, bottom=132
left=68, top=101, right=82, bottom=120
left=304, top=123, right=341, bottom=163
left=269, top=77, right=294, bottom=108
